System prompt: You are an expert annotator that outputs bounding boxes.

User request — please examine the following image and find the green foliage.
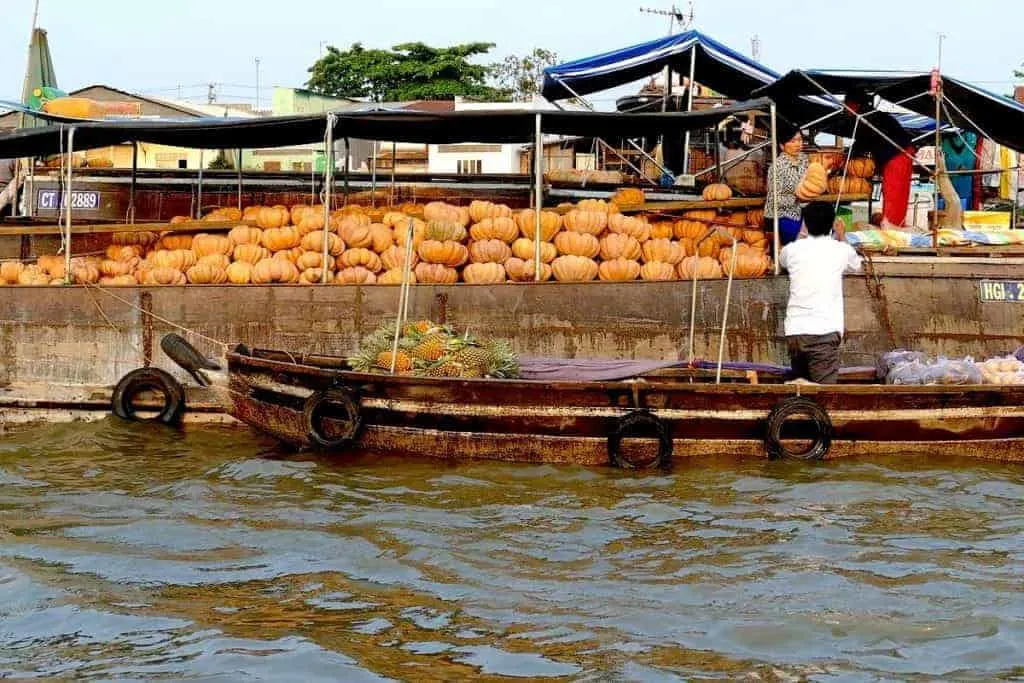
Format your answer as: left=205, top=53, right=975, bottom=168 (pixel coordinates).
left=207, top=149, right=234, bottom=170
left=307, top=42, right=508, bottom=102
left=491, top=48, right=560, bottom=102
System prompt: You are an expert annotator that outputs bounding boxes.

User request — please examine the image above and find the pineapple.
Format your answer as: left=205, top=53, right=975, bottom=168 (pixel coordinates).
left=452, top=345, right=492, bottom=375
left=375, top=351, right=413, bottom=372
left=410, top=333, right=450, bottom=362
left=403, top=320, right=436, bottom=337
left=484, top=339, right=520, bottom=379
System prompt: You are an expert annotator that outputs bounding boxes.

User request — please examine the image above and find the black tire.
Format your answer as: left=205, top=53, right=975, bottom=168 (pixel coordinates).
left=111, top=368, right=186, bottom=426
left=608, top=410, right=673, bottom=470
left=765, top=397, right=833, bottom=461
left=303, top=387, right=362, bottom=451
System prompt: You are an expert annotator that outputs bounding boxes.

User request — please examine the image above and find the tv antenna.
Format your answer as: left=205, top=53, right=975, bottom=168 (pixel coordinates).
left=751, top=35, right=761, bottom=61
left=639, top=2, right=694, bottom=35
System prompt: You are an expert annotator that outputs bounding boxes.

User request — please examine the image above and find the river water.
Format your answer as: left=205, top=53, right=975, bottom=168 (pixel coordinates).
left=1, top=420, right=1022, bottom=680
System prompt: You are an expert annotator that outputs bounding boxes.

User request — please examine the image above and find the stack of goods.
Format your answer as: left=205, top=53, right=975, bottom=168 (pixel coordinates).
left=11, top=194, right=773, bottom=287
left=347, top=320, right=520, bottom=379
left=848, top=228, right=1024, bottom=250
left=879, top=350, right=1024, bottom=386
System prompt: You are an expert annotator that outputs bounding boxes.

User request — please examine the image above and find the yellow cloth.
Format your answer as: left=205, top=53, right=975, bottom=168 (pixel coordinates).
left=999, top=147, right=1013, bottom=200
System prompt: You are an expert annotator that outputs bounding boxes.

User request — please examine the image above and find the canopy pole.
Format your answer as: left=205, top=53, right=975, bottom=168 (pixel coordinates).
left=196, top=148, right=204, bottom=220
left=63, top=126, right=75, bottom=284
left=389, top=142, right=397, bottom=207
left=932, top=72, right=942, bottom=245
left=681, top=48, right=697, bottom=176
left=533, top=113, right=543, bottom=281
left=321, top=114, right=336, bottom=284
left=370, top=141, right=378, bottom=208
left=236, top=150, right=243, bottom=212
left=129, top=142, right=138, bottom=224
left=342, top=138, right=350, bottom=207
left=770, top=104, right=780, bottom=276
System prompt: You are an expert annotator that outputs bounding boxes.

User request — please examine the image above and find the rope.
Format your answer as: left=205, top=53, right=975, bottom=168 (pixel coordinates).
left=83, top=283, right=231, bottom=352
left=84, top=286, right=146, bottom=359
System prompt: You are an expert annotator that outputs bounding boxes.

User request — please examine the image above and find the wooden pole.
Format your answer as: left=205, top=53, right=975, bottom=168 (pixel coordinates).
left=533, top=113, right=543, bottom=280
left=129, top=142, right=138, bottom=223
left=63, top=126, right=75, bottom=284
left=321, top=114, right=335, bottom=284
left=236, top=149, right=243, bottom=211
left=770, top=104, right=780, bottom=275
left=195, top=148, right=204, bottom=220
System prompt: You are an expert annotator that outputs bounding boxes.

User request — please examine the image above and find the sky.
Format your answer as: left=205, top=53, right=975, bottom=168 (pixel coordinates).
left=1, top=0, right=1021, bottom=110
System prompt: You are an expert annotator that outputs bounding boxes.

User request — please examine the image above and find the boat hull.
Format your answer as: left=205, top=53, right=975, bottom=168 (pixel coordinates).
left=227, top=351, right=1024, bottom=465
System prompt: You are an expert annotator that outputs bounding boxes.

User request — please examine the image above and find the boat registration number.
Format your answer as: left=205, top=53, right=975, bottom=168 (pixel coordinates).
left=979, top=280, right=1024, bottom=302
left=36, top=189, right=101, bottom=211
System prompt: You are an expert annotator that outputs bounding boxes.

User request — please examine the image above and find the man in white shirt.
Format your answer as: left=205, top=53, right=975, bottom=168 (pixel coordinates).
left=778, top=202, right=863, bottom=384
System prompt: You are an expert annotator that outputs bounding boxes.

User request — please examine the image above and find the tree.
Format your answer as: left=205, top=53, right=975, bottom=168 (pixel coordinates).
left=208, top=149, right=234, bottom=170
left=491, top=48, right=560, bottom=102
left=306, top=42, right=507, bottom=102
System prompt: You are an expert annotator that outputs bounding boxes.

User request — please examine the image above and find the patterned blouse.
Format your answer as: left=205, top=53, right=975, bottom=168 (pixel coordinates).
left=764, top=153, right=809, bottom=221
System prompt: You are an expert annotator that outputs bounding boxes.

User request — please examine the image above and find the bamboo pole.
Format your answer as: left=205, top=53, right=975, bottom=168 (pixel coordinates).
left=321, top=114, right=335, bottom=284
left=770, top=104, right=780, bottom=275
left=196, top=148, right=204, bottom=220
left=717, top=238, right=738, bottom=384
left=533, top=113, right=543, bottom=280
left=129, top=142, right=138, bottom=224
left=236, top=150, right=243, bottom=211
left=390, top=218, right=416, bottom=374
left=63, top=126, right=75, bottom=284
left=933, top=71, right=942, bottom=246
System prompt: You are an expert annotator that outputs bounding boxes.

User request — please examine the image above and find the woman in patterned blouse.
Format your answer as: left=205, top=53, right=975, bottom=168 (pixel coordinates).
left=764, top=119, right=809, bottom=246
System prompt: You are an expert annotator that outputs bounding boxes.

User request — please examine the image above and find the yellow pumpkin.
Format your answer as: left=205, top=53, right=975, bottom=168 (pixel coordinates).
left=564, top=210, right=607, bottom=236
left=226, top=261, right=253, bottom=284
left=99, top=259, right=133, bottom=278
left=423, top=201, right=469, bottom=226
left=598, top=258, right=641, bottom=282
left=610, top=187, right=646, bottom=207
left=242, top=206, right=263, bottom=221
left=607, top=214, right=651, bottom=241
left=290, top=204, right=315, bottom=226
left=298, top=268, right=331, bottom=285
left=297, top=212, right=327, bottom=236
left=425, top=220, right=468, bottom=243
left=36, top=255, right=65, bottom=278
left=100, top=274, right=138, bottom=287
left=554, top=231, right=600, bottom=258
left=301, top=230, right=345, bottom=257
left=469, top=200, right=513, bottom=224
left=551, top=255, right=599, bottom=282
left=515, top=210, right=562, bottom=241
left=233, top=243, right=269, bottom=265
left=296, top=251, right=335, bottom=272
left=462, top=262, right=506, bottom=284
left=382, top=211, right=411, bottom=227
left=151, top=249, right=195, bottom=271
left=649, top=221, right=675, bottom=240
left=640, top=261, right=677, bottom=281
left=197, top=254, right=231, bottom=270
left=702, top=183, right=733, bottom=201
left=106, top=245, right=143, bottom=262
left=378, top=268, right=417, bottom=285
left=256, top=205, right=289, bottom=230
left=368, top=224, right=394, bottom=253
left=192, top=233, right=233, bottom=258
left=414, top=262, right=460, bottom=284
left=148, top=266, right=186, bottom=285
left=339, top=248, right=383, bottom=272
left=261, top=226, right=301, bottom=251
left=340, top=219, right=374, bottom=249
left=510, top=238, right=557, bottom=264
left=577, top=198, right=619, bottom=214
left=418, top=240, right=468, bottom=268
left=228, top=225, right=263, bottom=246
left=468, top=239, right=513, bottom=265
left=599, top=233, right=642, bottom=261
left=504, top=257, right=553, bottom=282
left=380, top=245, right=419, bottom=271
left=17, top=265, right=48, bottom=286
left=721, top=246, right=771, bottom=279
left=272, top=247, right=305, bottom=265
left=470, top=217, right=519, bottom=244
left=0, top=261, right=22, bottom=285
left=157, top=234, right=193, bottom=251
left=678, top=256, right=723, bottom=280
left=335, top=267, right=378, bottom=285
left=846, top=157, right=876, bottom=179
left=673, top=219, right=707, bottom=241
left=641, top=238, right=685, bottom=265
left=186, top=263, right=228, bottom=284
left=252, top=258, right=300, bottom=284
left=393, top=219, right=427, bottom=250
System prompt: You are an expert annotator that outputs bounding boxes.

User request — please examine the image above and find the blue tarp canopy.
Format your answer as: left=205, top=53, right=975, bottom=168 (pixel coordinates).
left=542, top=31, right=780, bottom=102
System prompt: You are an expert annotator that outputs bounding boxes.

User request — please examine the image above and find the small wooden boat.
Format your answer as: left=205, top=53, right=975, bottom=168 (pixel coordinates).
left=227, top=347, right=1024, bottom=466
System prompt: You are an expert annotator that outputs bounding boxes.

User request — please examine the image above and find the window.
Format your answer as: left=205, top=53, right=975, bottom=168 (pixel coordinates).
left=457, top=159, right=482, bottom=175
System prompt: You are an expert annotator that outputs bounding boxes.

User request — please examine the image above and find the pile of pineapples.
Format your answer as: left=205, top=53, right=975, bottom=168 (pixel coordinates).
left=347, top=320, right=520, bottom=379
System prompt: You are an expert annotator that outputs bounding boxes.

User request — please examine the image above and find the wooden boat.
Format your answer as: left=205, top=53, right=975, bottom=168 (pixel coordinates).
left=226, top=347, right=1024, bottom=466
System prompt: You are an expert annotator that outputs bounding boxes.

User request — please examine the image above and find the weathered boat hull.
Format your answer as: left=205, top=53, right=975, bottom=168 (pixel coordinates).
left=227, top=351, right=1024, bottom=465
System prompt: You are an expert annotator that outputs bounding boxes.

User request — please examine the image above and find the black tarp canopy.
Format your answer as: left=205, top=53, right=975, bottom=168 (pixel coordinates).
left=754, top=70, right=1024, bottom=153
left=0, top=98, right=773, bottom=158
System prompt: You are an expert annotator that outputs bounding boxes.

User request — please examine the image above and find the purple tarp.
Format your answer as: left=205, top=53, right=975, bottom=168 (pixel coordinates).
left=517, top=357, right=790, bottom=382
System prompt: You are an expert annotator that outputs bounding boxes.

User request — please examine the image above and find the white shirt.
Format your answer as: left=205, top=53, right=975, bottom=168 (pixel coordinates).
left=778, top=235, right=863, bottom=337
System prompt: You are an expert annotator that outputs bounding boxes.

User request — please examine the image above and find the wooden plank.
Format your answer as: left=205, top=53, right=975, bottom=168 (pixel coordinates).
left=0, top=219, right=252, bottom=237
left=611, top=193, right=870, bottom=215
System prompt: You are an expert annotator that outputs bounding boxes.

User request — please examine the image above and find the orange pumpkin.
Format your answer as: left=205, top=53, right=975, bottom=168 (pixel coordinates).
left=393, top=219, right=427, bottom=250
left=0, top=261, right=23, bottom=284
left=551, top=255, right=599, bottom=282
left=469, top=200, right=513, bottom=223
left=186, top=263, right=228, bottom=284
left=296, top=251, right=335, bottom=271
left=470, top=217, right=519, bottom=244
left=157, top=234, right=193, bottom=251
left=414, top=263, right=460, bottom=284
left=382, top=211, right=411, bottom=227
left=599, top=233, right=642, bottom=261
left=380, top=245, right=419, bottom=271
left=368, top=224, right=394, bottom=253
left=99, top=274, right=138, bottom=287
left=724, top=211, right=748, bottom=227
left=151, top=249, right=195, bottom=271
left=226, top=261, right=253, bottom=284
left=795, top=162, right=829, bottom=201
left=504, top=258, right=553, bottom=282
left=272, top=247, right=305, bottom=265
left=17, top=266, right=49, bottom=286
left=335, top=266, right=378, bottom=285
left=469, top=239, right=513, bottom=264
left=105, top=245, right=143, bottom=262
left=261, top=226, right=301, bottom=252
left=678, top=256, right=723, bottom=280
left=252, top=258, right=300, bottom=284
left=510, top=238, right=557, bottom=264
left=462, top=262, right=507, bottom=284
left=515, top=210, right=562, bottom=241
left=424, top=201, right=469, bottom=226
left=99, top=259, right=133, bottom=278
left=846, top=157, right=876, bottom=178
left=297, top=212, right=327, bottom=236
left=746, top=209, right=765, bottom=227
left=554, top=231, right=601, bottom=258
left=398, top=203, right=425, bottom=219
left=228, top=225, right=263, bottom=246
left=641, top=238, right=685, bottom=265
left=640, top=261, right=677, bottom=281
left=563, top=210, right=607, bottom=236
left=192, top=233, right=233, bottom=258
left=197, top=254, right=230, bottom=270
left=598, top=258, right=641, bottom=282
left=340, top=219, right=374, bottom=249
left=299, top=268, right=331, bottom=285
left=290, top=204, right=315, bottom=226
left=37, top=255, right=65, bottom=278
left=610, top=187, right=645, bottom=207
left=607, top=214, right=651, bottom=241
left=702, top=183, right=733, bottom=201
left=721, top=248, right=771, bottom=279
left=339, top=248, right=383, bottom=272
left=242, top=206, right=263, bottom=221
left=378, top=268, right=417, bottom=285
left=673, top=220, right=708, bottom=241
left=111, top=231, right=158, bottom=247
left=649, top=221, right=675, bottom=240
left=425, top=220, right=468, bottom=243
left=233, top=244, right=269, bottom=265
left=256, top=205, right=289, bottom=230
left=148, top=266, right=186, bottom=285
left=577, top=198, right=619, bottom=214
left=829, top=176, right=872, bottom=195
left=741, top=229, right=766, bottom=246
left=301, top=230, right=345, bottom=257
left=683, top=210, right=718, bottom=223
left=418, top=240, right=468, bottom=268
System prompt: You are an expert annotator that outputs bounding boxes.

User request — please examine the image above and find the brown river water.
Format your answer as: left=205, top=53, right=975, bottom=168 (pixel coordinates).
left=1, top=420, right=1022, bottom=680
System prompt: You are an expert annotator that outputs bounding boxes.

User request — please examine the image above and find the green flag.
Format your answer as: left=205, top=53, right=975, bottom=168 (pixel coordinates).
left=20, top=28, right=64, bottom=128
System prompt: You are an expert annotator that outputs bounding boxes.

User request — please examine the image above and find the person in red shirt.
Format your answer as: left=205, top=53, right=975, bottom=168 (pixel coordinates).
left=844, top=88, right=916, bottom=229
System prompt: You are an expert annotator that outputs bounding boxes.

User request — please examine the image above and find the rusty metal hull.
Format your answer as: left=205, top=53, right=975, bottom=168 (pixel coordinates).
left=227, top=351, right=1024, bottom=466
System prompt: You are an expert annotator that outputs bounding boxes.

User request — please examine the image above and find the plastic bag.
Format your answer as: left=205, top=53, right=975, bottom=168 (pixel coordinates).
left=885, top=355, right=981, bottom=386
left=877, top=350, right=928, bottom=381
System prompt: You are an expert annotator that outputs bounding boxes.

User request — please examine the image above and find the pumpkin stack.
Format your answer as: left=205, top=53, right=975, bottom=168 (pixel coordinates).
left=831, top=157, right=874, bottom=195
left=465, top=207, right=517, bottom=284
left=416, top=204, right=469, bottom=284
left=505, top=209, right=560, bottom=282
left=795, top=162, right=829, bottom=201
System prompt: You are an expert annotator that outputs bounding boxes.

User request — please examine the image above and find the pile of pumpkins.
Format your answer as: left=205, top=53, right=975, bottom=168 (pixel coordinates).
left=797, top=156, right=875, bottom=201
left=4, top=194, right=773, bottom=287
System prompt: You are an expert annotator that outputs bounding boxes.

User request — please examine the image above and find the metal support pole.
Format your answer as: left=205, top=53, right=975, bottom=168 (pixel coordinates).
left=321, top=114, right=335, bottom=284
left=236, top=150, right=243, bottom=211
left=390, top=141, right=397, bottom=207
left=196, top=148, right=204, bottom=220
left=770, top=104, right=780, bottom=276
left=342, top=138, right=350, bottom=207
left=932, top=79, right=942, bottom=244
left=370, top=142, right=378, bottom=208
left=63, top=127, right=76, bottom=284
left=128, top=143, right=139, bottom=224
left=681, top=48, right=697, bottom=175
left=533, top=113, right=544, bottom=280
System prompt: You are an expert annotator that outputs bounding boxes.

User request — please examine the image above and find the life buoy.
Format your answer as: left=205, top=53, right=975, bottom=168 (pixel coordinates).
left=765, top=396, right=832, bottom=461
left=110, top=367, right=186, bottom=425
left=303, top=387, right=362, bottom=450
left=607, top=410, right=673, bottom=469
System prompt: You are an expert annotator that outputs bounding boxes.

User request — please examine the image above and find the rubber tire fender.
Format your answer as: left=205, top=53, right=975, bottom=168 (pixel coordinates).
left=608, top=409, right=673, bottom=470
left=111, top=367, right=186, bottom=426
left=303, top=387, right=363, bottom=451
left=765, top=396, right=833, bottom=461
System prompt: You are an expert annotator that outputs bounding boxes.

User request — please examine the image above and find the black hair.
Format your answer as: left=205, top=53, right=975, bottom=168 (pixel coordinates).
left=776, top=118, right=801, bottom=149
left=802, top=202, right=835, bottom=237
